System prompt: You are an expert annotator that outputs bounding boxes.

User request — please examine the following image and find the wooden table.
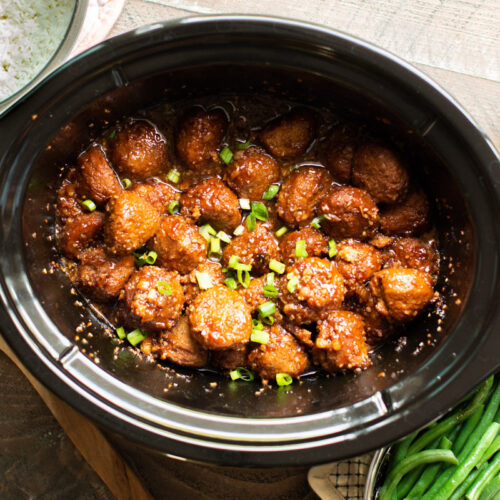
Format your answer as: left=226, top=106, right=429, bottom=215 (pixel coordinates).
left=1, top=1, right=498, bottom=498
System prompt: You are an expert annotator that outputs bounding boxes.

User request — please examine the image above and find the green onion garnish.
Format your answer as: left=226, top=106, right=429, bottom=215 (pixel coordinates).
left=236, top=139, right=251, bottom=150
left=275, top=226, right=288, bottom=238
left=262, top=184, right=280, bottom=200
left=127, top=328, right=146, bottom=346
left=195, top=271, right=213, bottom=290
left=216, top=230, right=231, bottom=244
left=251, top=330, right=269, bottom=344
left=224, top=276, right=237, bottom=289
left=239, top=198, right=251, bottom=210
left=295, top=239, right=308, bottom=258
left=82, top=199, right=96, bottom=212
left=209, top=237, right=222, bottom=260
left=166, top=168, right=180, bottom=184
left=229, top=367, right=254, bottom=382
left=156, top=280, right=172, bottom=296
left=252, top=319, right=264, bottom=331
left=133, top=250, right=157, bottom=266
left=116, top=326, right=126, bottom=339
left=234, top=262, right=252, bottom=272
left=220, top=146, right=233, bottom=165
left=263, top=273, right=278, bottom=298
left=311, top=214, right=330, bottom=229
left=262, top=315, right=275, bottom=326
left=168, top=200, right=180, bottom=215
left=251, top=201, right=269, bottom=221
left=121, top=178, right=132, bottom=189
left=276, top=373, right=293, bottom=386
left=199, top=224, right=217, bottom=241
left=287, top=274, right=299, bottom=293
left=237, top=269, right=251, bottom=288
left=246, top=214, right=256, bottom=231
left=233, top=225, right=245, bottom=236
left=269, top=259, right=286, bottom=274
left=228, top=255, right=240, bottom=269
left=328, top=239, right=337, bottom=258
left=258, top=301, right=276, bottom=318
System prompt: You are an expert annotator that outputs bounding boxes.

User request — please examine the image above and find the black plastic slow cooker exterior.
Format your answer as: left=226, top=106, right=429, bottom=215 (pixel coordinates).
left=0, top=16, right=499, bottom=467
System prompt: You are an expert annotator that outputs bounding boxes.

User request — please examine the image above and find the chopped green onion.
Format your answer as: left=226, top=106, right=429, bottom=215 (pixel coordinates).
left=229, top=367, right=254, bottom=382
left=262, top=315, right=275, bottom=326
left=263, top=274, right=278, bottom=298
left=269, top=259, right=286, bottom=274
left=262, top=184, right=280, bottom=200
left=246, top=214, right=256, bottom=231
left=234, top=262, right=252, bottom=272
left=224, top=276, right=237, bottom=289
left=216, top=230, right=231, bottom=244
left=220, top=146, right=233, bottom=165
left=168, top=200, right=180, bottom=215
left=199, top=224, right=217, bottom=241
left=276, top=373, right=293, bottom=386
left=209, top=237, right=222, bottom=260
left=295, top=239, right=308, bottom=258
left=265, top=273, right=275, bottom=286
left=121, top=178, right=132, bottom=189
left=166, top=168, right=180, bottom=184
left=287, top=274, right=299, bottom=293
left=258, top=301, right=276, bottom=318
left=228, top=255, right=240, bottom=268
left=116, top=326, right=126, bottom=340
left=311, top=214, right=330, bottom=229
left=233, top=225, right=245, bottom=236
left=251, top=201, right=269, bottom=221
left=133, top=250, right=157, bottom=266
left=252, top=319, right=264, bottom=331
left=275, top=226, right=288, bottom=237
left=82, top=199, right=96, bottom=212
left=195, top=271, right=213, bottom=290
left=127, top=328, right=146, bottom=346
left=108, top=130, right=117, bottom=140
left=239, top=198, right=251, bottom=210
left=156, top=280, right=172, bottom=296
left=328, top=239, right=337, bottom=258
left=237, top=269, right=251, bottom=288
left=237, top=139, right=251, bottom=150
left=251, top=330, right=269, bottom=344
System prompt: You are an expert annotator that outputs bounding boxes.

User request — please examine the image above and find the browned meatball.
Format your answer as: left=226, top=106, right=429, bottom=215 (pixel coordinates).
left=76, top=247, right=135, bottom=301
left=182, top=260, right=224, bottom=303
left=211, top=345, right=249, bottom=372
left=276, top=166, right=332, bottom=227
left=122, top=266, right=184, bottom=331
left=188, top=285, right=252, bottom=350
left=104, top=191, right=160, bottom=255
left=285, top=322, right=314, bottom=347
left=388, top=237, right=439, bottom=282
left=247, top=324, right=309, bottom=380
left=317, top=186, right=379, bottom=240
left=260, top=109, right=316, bottom=159
left=111, top=120, right=168, bottom=180
left=77, top=143, right=122, bottom=204
left=175, top=108, right=228, bottom=169
left=149, top=215, right=207, bottom=275
left=313, top=311, right=371, bottom=373
left=379, top=188, right=431, bottom=236
left=279, top=227, right=328, bottom=265
left=59, top=211, right=105, bottom=259
left=222, top=223, right=280, bottom=275
left=352, top=142, right=409, bottom=204
left=322, top=125, right=356, bottom=183
left=130, top=179, right=179, bottom=215
left=369, top=268, right=434, bottom=323
left=180, top=177, right=241, bottom=232
left=224, top=146, right=280, bottom=199
left=57, top=174, right=83, bottom=222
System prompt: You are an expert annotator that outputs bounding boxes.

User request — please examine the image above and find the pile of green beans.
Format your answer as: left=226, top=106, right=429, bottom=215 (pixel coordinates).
left=378, top=375, right=500, bottom=500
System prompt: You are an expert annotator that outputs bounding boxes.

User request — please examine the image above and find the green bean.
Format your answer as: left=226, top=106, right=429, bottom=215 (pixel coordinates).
left=379, top=450, right=458, bottom=500
left=478, top=437, right=500, bottom=469
left=448, top=466, right=483, bottom=500
left=467, top=452, right=500, bottom=500
left=454, top=405, right=485, bottom=455
left=479, top=475, right=500, bottom=500
left=387, top=431, right=419, bottom=475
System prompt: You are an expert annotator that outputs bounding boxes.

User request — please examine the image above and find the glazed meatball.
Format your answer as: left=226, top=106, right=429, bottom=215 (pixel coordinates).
left=313, top=311, right=371, bottom=373
left=111, top=120, right=168, bottom=180
left=104, top=191, right=160, bottom=255
left=224, top=146, right=280, bottom=199
left=211, top=344, right=249, bottom=372
left=59, top=211, right=105, bottom=259
left=285, top=322, right=314, bottom=347
left=260, top=109, right=316, bottom=159
left=222, top=223, right=280, bottom=275
left=279, top=227, right=328, bottom=265
left=369, top=268, right=434, bottom=323
left=175, top=108, right=228, bottom=169
left=322, top=125, right=356, bottom=183
left=247, top=325, right=309, bottom=381
left=180, top=177, right=241, bottom=233
left=149, top=215, right=207, bottom=275
left=188, top=285, right=252, bottom=349
left=317, top=186, right=379, bottom=240
left=182, top=260, right=225, bottom=303
left=276, top=166, right=332, bottom=227
left=389, top=237, right=439, bottom=281
left=379, top=188, right=431, bottom=236
left=57, top=174, right=83, bottom=222
left=77, top=143, right=122, bottom=204
left=76, top=247, right=135, bottom=301
left=122, top=266, right=184, bottom=331
left=130, top=179, right=179, bottom=215
left=238, top=276, right=278, bottom=313
left=352, top=142, right=409, bottom=204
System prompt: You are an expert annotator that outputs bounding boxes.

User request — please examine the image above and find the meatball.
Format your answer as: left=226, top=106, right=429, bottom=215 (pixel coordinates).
left=211, top=344, right=249, bottom=372
left=175, top=108, right=228, bottom=169
left=313, top=311, right=371, bottom=373
left=57, top=174, right=83, bottom=222
left=222, top=223, right=280, bottom=275
left=322, top=125, right=356, bottom=183
left=188, top=285, right=252, bottom=350
left=379, top=188, right=431, bottom=236
left=111, top=120, right=168, bottom=180
left=149, top=215, right=207, bottom=275
left=77, top=143, right=122, bottom=204
left=59, top=211, right=105, bottom=259
left=260, top=109, right=316, bottom=159
left=180, top=177, right=241, bottom=233
left=352, top=142, right=409, bottom=204
left=279, top=227, right=328, bottom=265
left=276, top=166, right=332, bottom=227
left=130, top=179, right=179, bottom=216
left=223, top=146, right=280, bottom=200
left=104, top=191, right=160, bottom=255
left=247, top=325, right=309, bottom=381
left=388, top=237, right=439, bottom=282
left=76, top=247, right=135, bottom=301
left=369, top=268, right=434, bottom=322
left=317, top=186, right=379, bottom=240
left=182, top=260, right=225, bottom=303
left=238, top=276, right=277, bottom=313
left=122, top=266, right=184, bottom=331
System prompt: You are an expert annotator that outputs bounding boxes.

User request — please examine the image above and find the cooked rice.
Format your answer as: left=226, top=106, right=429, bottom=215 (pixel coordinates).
left=0, top=0, right=75, bottom=101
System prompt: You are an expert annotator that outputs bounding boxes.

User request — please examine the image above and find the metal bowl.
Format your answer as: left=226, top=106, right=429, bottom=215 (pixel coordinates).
left=364, top=448, right=390, bottom=499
